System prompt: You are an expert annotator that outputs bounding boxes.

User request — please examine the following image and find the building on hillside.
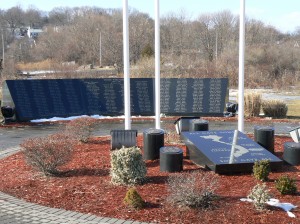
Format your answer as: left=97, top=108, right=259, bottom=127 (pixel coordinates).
left=27, top=27, right=43, bottom=38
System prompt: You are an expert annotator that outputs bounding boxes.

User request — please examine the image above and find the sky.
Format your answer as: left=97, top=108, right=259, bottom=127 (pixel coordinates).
left=1, top=0, right=300, bottom=33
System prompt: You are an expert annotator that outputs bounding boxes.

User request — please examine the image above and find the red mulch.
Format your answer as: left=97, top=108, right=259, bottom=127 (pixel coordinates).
left=1, top=135, right=300, bottom=223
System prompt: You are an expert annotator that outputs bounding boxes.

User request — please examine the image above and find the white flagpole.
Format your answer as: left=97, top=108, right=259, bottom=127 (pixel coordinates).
left=123, top=0, right=131, bottom=130
left=238, top=0, right=245, bottom=132
left=155, top=0, right=161, bottom=129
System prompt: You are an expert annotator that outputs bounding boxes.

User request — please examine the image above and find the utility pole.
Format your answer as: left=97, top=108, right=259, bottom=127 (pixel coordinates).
left=215, top=31, right=218, bottom=63
left=99, top=31, right=102, bottom=67
left=2, top=32, right=4, bottom=66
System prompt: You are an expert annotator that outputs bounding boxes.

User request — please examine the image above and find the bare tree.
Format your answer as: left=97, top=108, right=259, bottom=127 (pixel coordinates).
left=24, top=6, right=45, bottom=28
left=48, top=7, right=73, bottom=26
left=161, top=10, right=192, bottom=57
left=129, top=10, right=154, bottom=64
left=212, top=10, right=238, bottom=57
left=195, top=14, right=215, bottom=62
left=3, top=6, right=25, bottom=35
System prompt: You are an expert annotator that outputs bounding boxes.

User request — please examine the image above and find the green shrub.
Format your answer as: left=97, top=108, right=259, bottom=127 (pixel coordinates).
left=275, top=175, right=297, bottom=195
left=244, top=92, right=262, bottom=117
left=247, top=183, right=271, bottom=211
left=262, top=100, right=288, bottom=118
left=21, top=132, right=75, bottom=176
left=123, top=188, right=145, bottom=209
left=253, top=160, right=270, bottom=181
left=141, top=43, right=154, bottom=58
left=110, top=146, right=147, bottom=185
left=167, top=171, right=219, bottom=209
left=65, top=117, right=97, bottom=143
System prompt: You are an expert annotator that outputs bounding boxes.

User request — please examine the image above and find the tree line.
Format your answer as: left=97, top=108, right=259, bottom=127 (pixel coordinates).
left=1, top=5, right=300, bottom=88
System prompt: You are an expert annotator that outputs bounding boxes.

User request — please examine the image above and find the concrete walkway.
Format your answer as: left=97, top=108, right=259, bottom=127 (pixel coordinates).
left=0, top=191, right=136, bottom=224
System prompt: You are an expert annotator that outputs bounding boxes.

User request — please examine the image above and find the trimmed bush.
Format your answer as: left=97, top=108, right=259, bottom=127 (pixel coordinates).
left=167, top=171, right=219, bottom=209
left=253, top=160, right=270, bottom=181
left=21, top=132, right=75, bottom=176
left=247, top=183, right=271, bottom=211
left=244, top=92, right=262, bottom=117
left=65, top=117, right=97, bottom=143
left=262, top=100, right=288, bottom=118
left=110, top=146, right=147, bottom=185
left=275, top=175, right=297, bottom=195
left=123, top=188, right=145, bottom=209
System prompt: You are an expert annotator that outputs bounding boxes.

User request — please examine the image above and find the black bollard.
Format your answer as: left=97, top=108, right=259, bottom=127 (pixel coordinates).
left=254, top=126, right=274, bottom=153
left=189, top=119, right=209, bottom=131
left=283, top=142, right=300, bottom=165
left=143, top=128, right=164, bottom=160
left=160, top=146, right=183, bottom=172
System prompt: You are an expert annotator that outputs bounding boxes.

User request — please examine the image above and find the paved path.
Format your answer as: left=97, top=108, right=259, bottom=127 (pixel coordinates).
left=0, top=190, right=142, bottom=224
left=0, top=119, right=298, bottom=224
left=1, top=119, right=297, bottom=149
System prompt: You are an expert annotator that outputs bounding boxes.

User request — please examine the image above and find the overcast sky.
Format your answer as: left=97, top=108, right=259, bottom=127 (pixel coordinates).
left=1, top=0, right=300, bottom=33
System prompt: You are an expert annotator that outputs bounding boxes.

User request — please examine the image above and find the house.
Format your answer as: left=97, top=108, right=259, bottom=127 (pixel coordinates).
left=27, top=27, right=43, bottom=38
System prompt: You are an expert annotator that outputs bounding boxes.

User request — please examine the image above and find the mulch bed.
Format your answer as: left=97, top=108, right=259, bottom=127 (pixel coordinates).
left=0, top=132, right=299, bottom=223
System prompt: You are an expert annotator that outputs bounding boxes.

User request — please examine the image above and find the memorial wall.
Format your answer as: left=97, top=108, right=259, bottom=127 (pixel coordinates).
left=3, top=78, right=228, bottom=121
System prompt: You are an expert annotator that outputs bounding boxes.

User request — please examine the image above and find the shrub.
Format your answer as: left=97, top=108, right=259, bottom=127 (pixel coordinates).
left=247, top=183, right=271, bottom=211
left=123, top=188, right=145, bottom=209
left=262, top=100, right=288, bottom=118
left=141, top=43, right=154, bottom=58
left=65, top=117, right=97, bottom=143
left=167, top=171, right=219, bottom=209
left=110, top=146, right=147, bottom=185
left=253, top=160, right=270, bottom=181
left=164, top=123, right=182, bottom=144
left=275, top=175, right=297, bottom=195
left=244, top=92, right=262, bottom=117
left=21, top=132, right=75, bottom=176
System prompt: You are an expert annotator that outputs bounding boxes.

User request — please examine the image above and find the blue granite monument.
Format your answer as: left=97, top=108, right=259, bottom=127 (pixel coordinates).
left=181, top=130, right=282, bottom=174
left=2, top=78, right=228, bottom=121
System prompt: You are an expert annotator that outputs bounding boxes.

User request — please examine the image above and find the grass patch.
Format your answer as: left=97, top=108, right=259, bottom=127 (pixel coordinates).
left=287, top=99, right=300, bottom=117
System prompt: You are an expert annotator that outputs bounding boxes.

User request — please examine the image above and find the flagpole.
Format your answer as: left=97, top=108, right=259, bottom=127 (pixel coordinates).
left=123, top=0, right=131, bottom=130
left=238, top=0, right=245, bottom=132
left=154, top=0, right=161, bottom=129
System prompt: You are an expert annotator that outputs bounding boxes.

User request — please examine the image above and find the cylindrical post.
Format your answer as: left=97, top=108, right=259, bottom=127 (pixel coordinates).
left=143, top=128, right=164, bottom=160
left=160, top=146, right=183, bottom=172
left=123, top=0, right=131, bottom=130
left=283, top=142, right=300, bottom=165
left=189, top=119, right=209, bottom=131
left=154, top=0, right=161, bottom=129
left=254, top=126, right=274, bottom=153
left=238, top=0, right=245, bottom=132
